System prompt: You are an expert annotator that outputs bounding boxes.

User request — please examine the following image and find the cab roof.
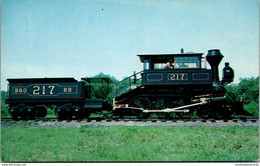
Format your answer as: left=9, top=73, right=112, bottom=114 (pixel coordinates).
left=137, top=53, right=203, bottom=63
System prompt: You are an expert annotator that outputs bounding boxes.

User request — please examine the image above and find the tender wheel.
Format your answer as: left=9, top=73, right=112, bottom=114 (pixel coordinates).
left=27, top=107, right=36, bottom=120
left=83, top=110, right=91, bottom=119
left=36, top=106, right=47, bottom=118
left=55, top=108, right=72, bottom=119
left=74, top=109, right=83, bottom=119
left=9, top=108, right=18, bottom=120
left=15, top=107, right=36, bottom=120
left=54, top=108, right=63, bottom=119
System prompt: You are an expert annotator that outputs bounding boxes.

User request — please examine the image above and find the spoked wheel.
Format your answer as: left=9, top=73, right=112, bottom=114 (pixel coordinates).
left=173, top=97, right=194, bottom=118
left=55, top=108, right=64, bottom=119
left=154, top=98, right=172, bottom=110
left=10, top=112, right=19, bottom=120
left=35, top=106, right=47, bottom=118
left=55, top=108, right=72, bottom=120
left=153, top=98, right=172, bottom=119
left=21, top=110, right=36, bottom=120
left=130, top=97, right=152, bottom=109
left=222, top=105, right=236, bottom=119
left=74, top=108, right=84, bottom=119
left=9, top=108, right=19, bottom=120
left=196, top=105, right=211, bottom=119
left=129, top=97, right=152, bottom=119
left=83, top=110, right=91, bottom=119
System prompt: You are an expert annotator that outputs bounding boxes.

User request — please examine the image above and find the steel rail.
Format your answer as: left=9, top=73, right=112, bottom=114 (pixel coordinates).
left=1, top=117, right=259, bottom=122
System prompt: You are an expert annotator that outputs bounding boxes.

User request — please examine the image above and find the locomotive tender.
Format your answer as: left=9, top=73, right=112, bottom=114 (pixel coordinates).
left=5, top=49, right=250, bottom=120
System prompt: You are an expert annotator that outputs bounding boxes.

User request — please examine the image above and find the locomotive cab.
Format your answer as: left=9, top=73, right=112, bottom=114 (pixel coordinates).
left=138, top=51, right=213, bottom=85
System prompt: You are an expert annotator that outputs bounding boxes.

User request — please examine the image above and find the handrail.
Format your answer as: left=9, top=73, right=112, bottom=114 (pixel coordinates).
left=115, top=70, right=143, bottom=97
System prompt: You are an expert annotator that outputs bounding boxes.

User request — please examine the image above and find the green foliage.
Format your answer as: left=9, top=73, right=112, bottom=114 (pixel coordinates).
left=225, top=77, right=259, bottom=116
left=1, top=126, right=259, bottom=161
left=117, top=76, right=142, bottom=89
left=93, top=72, right=119, bottom=83
left=45, top=106, right=56, bottom=118
left=1, top=91, right=10, bottom=118
left=85, top=72, right=119, bottom=102
left=244, top=101, right=259, bottom=117
left=238, top=77, right=259, bottom=104
left=85, top=72, right=141, bottom=102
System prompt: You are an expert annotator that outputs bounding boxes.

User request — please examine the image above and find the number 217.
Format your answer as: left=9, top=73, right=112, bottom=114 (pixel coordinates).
left=169, top=73, right=187, bottom=80
left=33, top=85, right=55, bottom=95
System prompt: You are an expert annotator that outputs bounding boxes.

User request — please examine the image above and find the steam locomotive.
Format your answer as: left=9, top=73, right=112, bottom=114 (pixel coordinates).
left=5, top=49, right=251, bottom=120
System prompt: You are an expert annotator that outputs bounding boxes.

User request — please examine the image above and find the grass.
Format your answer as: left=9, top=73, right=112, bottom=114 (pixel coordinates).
left=1, top=126, right=259, bottom=162
left=1, top=120, right=39, bottom=128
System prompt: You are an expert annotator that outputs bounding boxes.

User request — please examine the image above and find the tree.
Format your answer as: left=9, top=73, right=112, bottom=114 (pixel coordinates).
left=84, top=72, right=119, bottom=102
left=225, top=77, right=259, bottom=116
left=84, top=72, right=142, bottom=102
left=238, top=77, right=259, bottom=104
left=1, top=91, right=10, bottom=118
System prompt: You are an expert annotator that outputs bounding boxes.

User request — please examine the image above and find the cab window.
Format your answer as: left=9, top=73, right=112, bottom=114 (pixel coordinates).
left=154, top=63, right=167, bottom=69
left=174, top=56, right=200, bottom=69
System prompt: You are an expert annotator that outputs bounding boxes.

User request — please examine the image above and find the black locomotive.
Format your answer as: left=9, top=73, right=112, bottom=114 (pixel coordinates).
left=5, top=49, right=251, bottom=120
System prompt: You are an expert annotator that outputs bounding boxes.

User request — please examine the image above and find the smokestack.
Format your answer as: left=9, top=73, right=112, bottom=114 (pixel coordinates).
left=206, top=49, right=224, bottom=82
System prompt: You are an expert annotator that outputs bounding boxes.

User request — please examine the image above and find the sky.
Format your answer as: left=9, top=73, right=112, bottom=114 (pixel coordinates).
left=1, top=0, right=259, bottom=91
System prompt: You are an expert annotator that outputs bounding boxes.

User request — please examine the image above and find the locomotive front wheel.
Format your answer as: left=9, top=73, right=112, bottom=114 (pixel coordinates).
left=222, top=106, right=236, bottom=118
left=196, top=106, right=211, bottom=119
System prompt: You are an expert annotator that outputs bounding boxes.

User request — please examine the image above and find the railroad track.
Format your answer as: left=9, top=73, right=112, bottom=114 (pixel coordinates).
left=1, top=117, right=259, bottom=122
left=1, top=117, right=259, bottom=128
